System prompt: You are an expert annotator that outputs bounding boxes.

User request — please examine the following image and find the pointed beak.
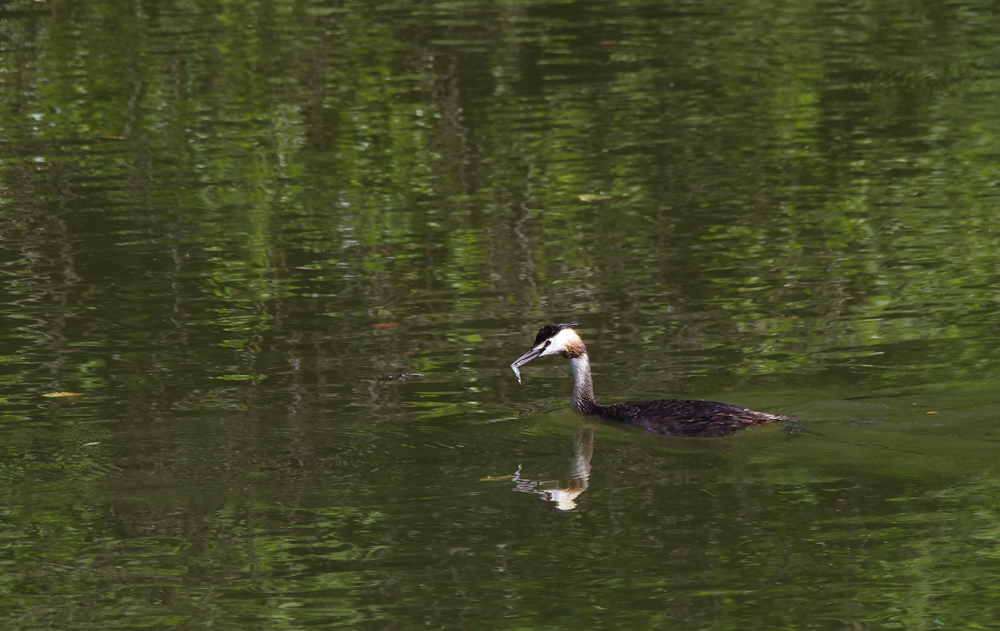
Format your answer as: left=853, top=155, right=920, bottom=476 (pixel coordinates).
left=513, top=346, right=544, bottom=368
left=510, top=345, right=544, bottom=384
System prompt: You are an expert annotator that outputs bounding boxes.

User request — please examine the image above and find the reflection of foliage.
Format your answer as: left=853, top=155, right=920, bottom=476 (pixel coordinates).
left=2, top=0, right=1000, bottom=394
left=2, top=0, right=1000, bottom=628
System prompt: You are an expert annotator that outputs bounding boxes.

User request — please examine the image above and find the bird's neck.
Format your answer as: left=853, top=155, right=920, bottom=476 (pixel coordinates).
left=567, top=351, right=597, bottom=415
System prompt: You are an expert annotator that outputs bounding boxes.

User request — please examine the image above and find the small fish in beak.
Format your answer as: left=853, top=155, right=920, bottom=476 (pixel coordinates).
left=510, top=345, right=546, bottom=385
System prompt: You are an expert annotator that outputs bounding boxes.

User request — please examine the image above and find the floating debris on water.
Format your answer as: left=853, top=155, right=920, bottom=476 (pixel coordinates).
left=479, top=474, right=517, bottom=482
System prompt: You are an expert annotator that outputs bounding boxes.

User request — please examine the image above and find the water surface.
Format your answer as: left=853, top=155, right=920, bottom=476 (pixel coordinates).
left=3, top=0, right=1000, bottom=628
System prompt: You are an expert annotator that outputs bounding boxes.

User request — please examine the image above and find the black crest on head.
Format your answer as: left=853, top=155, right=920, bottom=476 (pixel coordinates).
left=533, top=322, right=580, bottom=346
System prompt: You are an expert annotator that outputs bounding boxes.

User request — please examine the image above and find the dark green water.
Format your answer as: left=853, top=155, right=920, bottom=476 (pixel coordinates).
left=3, top=0, right=1000, bottom=628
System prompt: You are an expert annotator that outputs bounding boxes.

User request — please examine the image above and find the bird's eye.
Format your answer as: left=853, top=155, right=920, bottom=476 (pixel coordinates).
left=544, top=341, right=551, bottom=347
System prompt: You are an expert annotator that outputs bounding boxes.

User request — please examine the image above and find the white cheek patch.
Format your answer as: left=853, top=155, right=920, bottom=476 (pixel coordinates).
left=549, top=330, right=569, bottom=351
left=548, top=328, right=580, bottom=354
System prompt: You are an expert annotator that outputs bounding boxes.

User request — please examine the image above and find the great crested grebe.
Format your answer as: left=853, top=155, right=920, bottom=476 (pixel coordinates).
left=511, top=323, right=783, bottom=437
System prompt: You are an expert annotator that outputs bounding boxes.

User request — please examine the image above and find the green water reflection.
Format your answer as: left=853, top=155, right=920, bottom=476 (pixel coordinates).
left=3, top=0, right=1000, bottom=628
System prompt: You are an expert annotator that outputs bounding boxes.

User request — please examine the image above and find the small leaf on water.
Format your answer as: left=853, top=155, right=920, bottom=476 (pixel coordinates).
left=578, top=194, right=611, bottom=202
left=43, top=392, right=84, bottom=398
left=479, top=474, right=516, bottom=482
left=371, top=322, right=400, bottom=329
left=926, top=411, right=938, bottom=414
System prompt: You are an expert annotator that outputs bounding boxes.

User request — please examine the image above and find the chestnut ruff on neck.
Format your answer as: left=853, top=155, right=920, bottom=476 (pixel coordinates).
left=511, top=323, right=782, bottom=438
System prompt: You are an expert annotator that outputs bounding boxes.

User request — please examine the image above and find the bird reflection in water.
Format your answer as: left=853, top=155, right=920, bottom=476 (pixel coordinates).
left=513, top=425, right=594, bottom=511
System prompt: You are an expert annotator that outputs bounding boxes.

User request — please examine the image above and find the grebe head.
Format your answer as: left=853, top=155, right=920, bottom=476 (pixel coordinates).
left=511, top=322, right=583, bottom=382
